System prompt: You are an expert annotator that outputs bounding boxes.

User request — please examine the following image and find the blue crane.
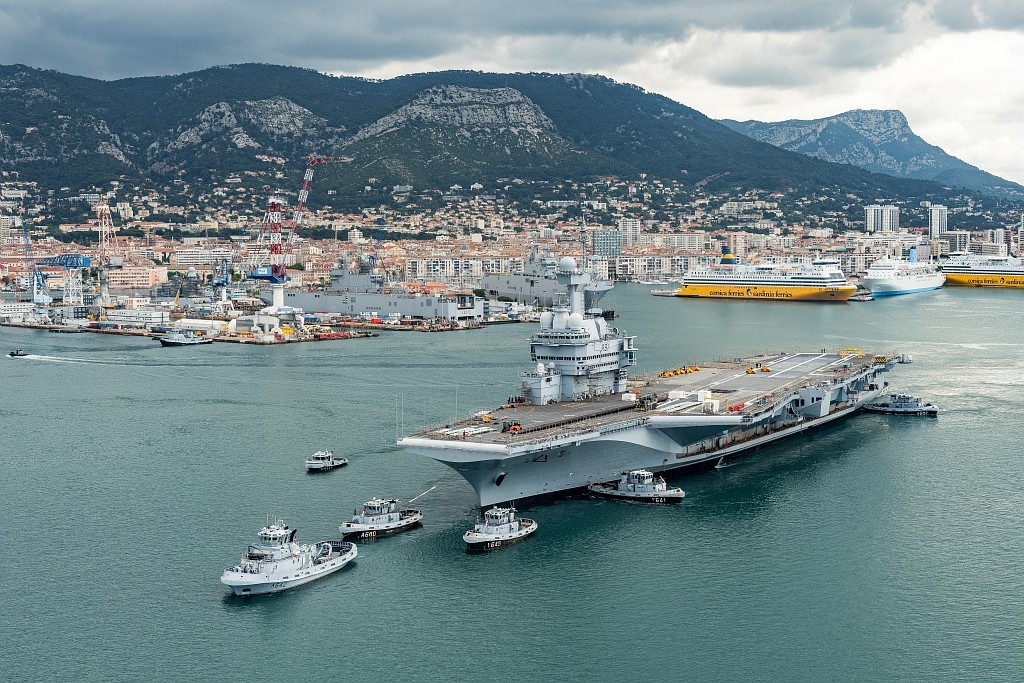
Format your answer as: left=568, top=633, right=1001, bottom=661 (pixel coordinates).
left=19, top=223, right=50, bottom=304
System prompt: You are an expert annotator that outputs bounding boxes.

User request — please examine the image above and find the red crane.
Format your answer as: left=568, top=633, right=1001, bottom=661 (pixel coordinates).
left=291, top=155, right=330, bottom=227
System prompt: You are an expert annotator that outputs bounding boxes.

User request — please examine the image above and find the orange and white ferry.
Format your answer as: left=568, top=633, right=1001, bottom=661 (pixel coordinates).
left=669, top=253, right=856, bottom=302
left=941, top=253, right=1024, bottom=288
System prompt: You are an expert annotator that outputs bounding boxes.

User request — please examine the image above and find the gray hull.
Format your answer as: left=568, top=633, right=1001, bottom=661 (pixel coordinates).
left=481, top=273, right=611, bottom=308
left=402, top=374, right=888, bottom=507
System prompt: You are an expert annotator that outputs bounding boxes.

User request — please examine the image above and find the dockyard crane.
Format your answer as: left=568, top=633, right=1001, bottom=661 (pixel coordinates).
left=290, top=155, right=330, bottom=227
left=93, top=202, right=124, bottom=307
left=37, top=254, right=91, bottom=306
left=19, top=222, right=51, bottom=306
left=245, top=155, right=331, bottom=310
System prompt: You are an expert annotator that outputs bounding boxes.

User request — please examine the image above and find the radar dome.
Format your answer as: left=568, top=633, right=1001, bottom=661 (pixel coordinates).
left=186, top=266, right=198, bottom=278
left=558, top=256, right=577, bottom=272
left=567, top=312, right=584, bottom=329
left=539, top=311, right=554, bottom=329
left=537, top=363, right=546, bottom=375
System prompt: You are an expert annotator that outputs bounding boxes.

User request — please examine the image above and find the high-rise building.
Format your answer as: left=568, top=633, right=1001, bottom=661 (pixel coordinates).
left=943, top=230, right=970, bottom=253
left=865, top=205, right=899, bottom=233
left=593, top=229, right=623, bottom=257
left=928, top=205, right=948, bottom=240
left=617, top=218, right=641, bottom=247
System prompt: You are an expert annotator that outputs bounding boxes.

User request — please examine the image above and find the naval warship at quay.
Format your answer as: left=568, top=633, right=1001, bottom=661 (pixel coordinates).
left=399, top=257, right=903, bottom=507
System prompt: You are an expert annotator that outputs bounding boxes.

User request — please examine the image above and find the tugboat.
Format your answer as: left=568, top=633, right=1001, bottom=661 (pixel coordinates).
left=220, top=519, right=357, bottom=596
left=157, top=329, right=213, bottom=347
left=304, top=450, right=348, bottom=472
left=8, top=349, right=28, bottom=357
left=863, top=394, right=938, bottom=416
left=339, top=498, right=423, bottom=539
left=587, top=469, right=685, bottom=504
left=463, top=506, right=537, bottom=551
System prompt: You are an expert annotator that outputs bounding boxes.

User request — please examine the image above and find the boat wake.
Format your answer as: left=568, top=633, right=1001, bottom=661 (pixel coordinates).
left=18, top=354, right=135, bottom=366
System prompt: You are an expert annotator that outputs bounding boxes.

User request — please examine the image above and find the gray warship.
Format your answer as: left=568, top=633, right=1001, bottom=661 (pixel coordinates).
left=481, top=244, right=612, bottom=308
left=399, top=256, right=902, bottom=507
left=262, top=254, right=484, bottom=324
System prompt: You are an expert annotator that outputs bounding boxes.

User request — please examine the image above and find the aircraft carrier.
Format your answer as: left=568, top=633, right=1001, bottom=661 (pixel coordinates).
left=399, top=257, right=902, bottom=507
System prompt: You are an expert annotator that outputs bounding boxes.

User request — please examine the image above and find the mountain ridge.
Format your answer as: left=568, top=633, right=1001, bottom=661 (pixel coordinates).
left=719, top=109, right=1023, bottom=200
left=0, top=63, right=996, bottom=206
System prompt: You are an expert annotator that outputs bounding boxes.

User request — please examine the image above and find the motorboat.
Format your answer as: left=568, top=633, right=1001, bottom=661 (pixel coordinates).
left=305, top=450, right=348, bottom=472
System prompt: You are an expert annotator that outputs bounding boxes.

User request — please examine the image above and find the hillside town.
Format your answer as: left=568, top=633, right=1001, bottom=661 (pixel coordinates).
left=1, top=169, right=1022, bottom=330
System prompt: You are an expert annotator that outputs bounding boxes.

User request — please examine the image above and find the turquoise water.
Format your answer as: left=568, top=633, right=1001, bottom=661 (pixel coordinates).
left=2, top=285, right=1022, bottom=681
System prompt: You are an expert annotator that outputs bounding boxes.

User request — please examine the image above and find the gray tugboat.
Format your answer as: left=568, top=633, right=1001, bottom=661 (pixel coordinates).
left=220, top=519, right=356, bottom=596
left=339, top=498, right=423, bottom=539
left=463, top=506, right=537, bottom=550
left=863, top=394, right=938, bottom=416
left=587, top=470, right=685, bottom=503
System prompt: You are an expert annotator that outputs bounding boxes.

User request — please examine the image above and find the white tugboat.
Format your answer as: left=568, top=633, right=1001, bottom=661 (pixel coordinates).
left=463, top=506, right=537, bottom=551
left=220, top=519, right=357, bottom=596
left=339, top=498, right=423, bottom=540
left=863, top=394, right=938, bottom=416
left=587, top=469, right=685, bottom=504
left=304, top=450, right=348, bottom=472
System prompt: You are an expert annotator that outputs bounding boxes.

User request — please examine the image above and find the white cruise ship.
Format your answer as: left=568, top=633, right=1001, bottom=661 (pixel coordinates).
left=860, top=258, right=945, bottom=297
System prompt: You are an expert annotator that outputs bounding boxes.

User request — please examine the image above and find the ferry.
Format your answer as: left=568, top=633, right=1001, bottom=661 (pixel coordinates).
left=667, top=252, right=856, bottom=302
left=941, top=253, right=1024, bottom=288
left=861, top=257, right=945, bottom=296
left=463, top=506, right=537, bottom=550
left=220, top=519, right=356, bottom=595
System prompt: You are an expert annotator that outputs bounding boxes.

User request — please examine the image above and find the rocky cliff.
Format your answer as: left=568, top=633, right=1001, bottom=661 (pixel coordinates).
left=720, top=110, right=1023, bottom=199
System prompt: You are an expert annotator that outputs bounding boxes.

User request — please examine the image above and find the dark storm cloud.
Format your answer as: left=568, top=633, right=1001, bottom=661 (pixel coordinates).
left=0, top=0, right=1019, bottom=80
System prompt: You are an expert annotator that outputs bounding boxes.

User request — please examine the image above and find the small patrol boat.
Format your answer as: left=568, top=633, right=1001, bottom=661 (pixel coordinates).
left=863, top=394, right=938, bottom=416
left=339, top=498, right=423, bottom=539
left=304, top=450, right=348, bottom=472
left=463, top=506, right=537, bottom=550
left=220, top=519, right=356, bottom=596
left=587, top=469, right=685, bottom=503
left=157, top=329, right=213, bottom=346
left=8, top=349, right=28, bottom=357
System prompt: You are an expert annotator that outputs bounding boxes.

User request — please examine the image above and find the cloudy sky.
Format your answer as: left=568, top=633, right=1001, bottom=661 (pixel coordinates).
left=2, top=0, right=1022, bottom=183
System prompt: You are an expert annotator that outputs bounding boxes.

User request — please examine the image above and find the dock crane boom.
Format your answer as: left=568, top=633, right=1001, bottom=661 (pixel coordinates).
left=19, top=223, right=51, bottom=305
left=291, top=155, right=330, bottom=227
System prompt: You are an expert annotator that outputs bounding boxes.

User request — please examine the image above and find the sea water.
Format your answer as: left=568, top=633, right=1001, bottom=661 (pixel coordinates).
left=2, top=285, right=1022, bottom=680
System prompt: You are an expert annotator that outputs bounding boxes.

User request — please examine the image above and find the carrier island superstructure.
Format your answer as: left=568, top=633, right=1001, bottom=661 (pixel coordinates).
left=399, top=257, right=901, bottom=507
